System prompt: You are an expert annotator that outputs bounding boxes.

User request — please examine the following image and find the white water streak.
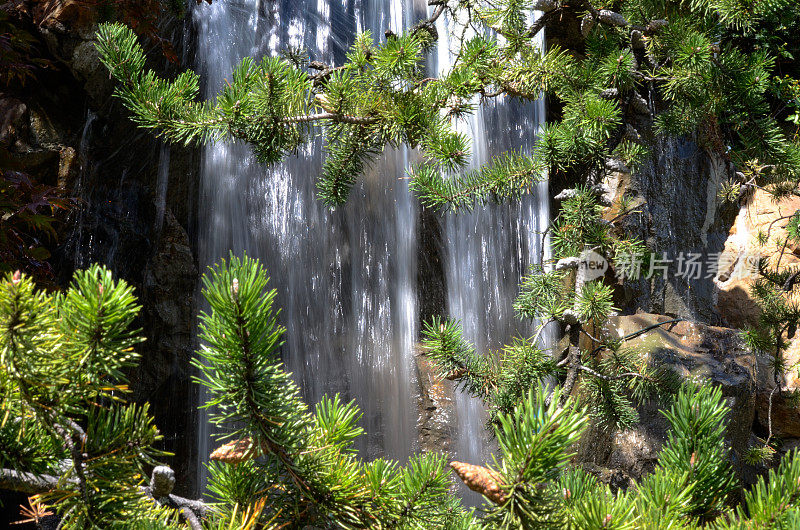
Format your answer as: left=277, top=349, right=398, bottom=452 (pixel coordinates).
left=193, top=0, right=422, bottom=491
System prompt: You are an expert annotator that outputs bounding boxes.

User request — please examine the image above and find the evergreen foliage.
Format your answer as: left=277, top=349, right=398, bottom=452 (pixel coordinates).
left=423, top=186, right=669, bottom=432
left=3, top=0, right=800, bottom=525
left=95, top=0, right=800, bottom=211
left=94, top=0, right=800, bottom=455
left=1, top=259, right=800, bottom=528
left=0, top=265, right=165, bottom=528
left=194, top=254, right=464, bottom=528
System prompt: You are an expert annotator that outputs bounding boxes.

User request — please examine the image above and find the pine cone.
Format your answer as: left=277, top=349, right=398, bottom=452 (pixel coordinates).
left=449, top=461, right=507, bottom=505
left=598, top=10, right=628, bottom=27
left=210, top=438, right=260, bottom=464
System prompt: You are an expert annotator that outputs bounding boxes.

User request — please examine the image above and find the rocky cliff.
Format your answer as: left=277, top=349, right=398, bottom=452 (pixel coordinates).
left=1, top=0, right=199, bottom=495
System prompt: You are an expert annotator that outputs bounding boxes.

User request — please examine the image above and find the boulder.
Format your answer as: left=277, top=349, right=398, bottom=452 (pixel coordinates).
left=71, top=37, right=113, bottom=101
left=0, top=97, right=28, bottom=149
left=753, top=338, right=800, bottom=439
left=575, top=313, right=757, bottom=483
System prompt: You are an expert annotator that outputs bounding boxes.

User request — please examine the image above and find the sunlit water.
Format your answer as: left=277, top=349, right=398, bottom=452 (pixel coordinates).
left=193, top=0, right=425, bottom=490
left=434, top=11, right=547, bottom=502
left=192, top=0, right=547, bottom=497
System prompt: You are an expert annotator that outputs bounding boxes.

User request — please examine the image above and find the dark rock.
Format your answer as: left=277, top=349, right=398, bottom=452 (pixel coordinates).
left=0, top=3, right=201, bottom=497
left=575, top=313, right=757, bottom=484
left=609, top=138, right=738, bottom=324
left=69, top=38, right=111, bottom=101
left=417, top=205, right=446, bottom=323
left=416, top=351, right=456, bottom=454
left=581, top=463, right=633, bottom=492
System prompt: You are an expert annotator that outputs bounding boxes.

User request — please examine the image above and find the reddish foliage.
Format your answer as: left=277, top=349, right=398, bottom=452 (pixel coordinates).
left=0, top=9, right=51, bottom=87
left=0, top=170, right=75, bottom=283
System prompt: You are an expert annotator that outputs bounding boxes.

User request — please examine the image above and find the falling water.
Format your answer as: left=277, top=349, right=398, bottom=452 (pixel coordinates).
left=60, top=111, right=97, bottom=271
left=434, top=10, right=548, bottom=491
left=154, top=143, right=170, bottom=239
left=192, top=0, right=548, bottom=497
left=193, top=0, right=425, bottom=489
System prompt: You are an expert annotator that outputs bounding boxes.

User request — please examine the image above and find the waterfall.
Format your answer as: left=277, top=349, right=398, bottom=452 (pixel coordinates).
left=434, top=11, right=548, bottom=500
left=192, top=0, right=547, bottom=496
left=193, top=0, right=425, bottom=489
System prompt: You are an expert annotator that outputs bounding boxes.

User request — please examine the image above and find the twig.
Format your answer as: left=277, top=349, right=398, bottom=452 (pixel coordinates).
left=576, top=364, right=654, bottom=382
left=283, top=112, right=378, bottom=125
left=0, top=468, right=67, bottom=494
left=783, top=270, right=800, bottom=292
left=532, top=318, right=555, bottom=347
left=0, top=467, right=211, bottom=521
left=526, top=9, right=561, bottom=39
left=766, top=385, right=778, bottom=446
left=181, top=507, right=202, bottom=530
left=580, top=327, right=603, bottom=344
left=560, top=324, right=582, bottom=405
left=590, top=318, right=684, bottom=356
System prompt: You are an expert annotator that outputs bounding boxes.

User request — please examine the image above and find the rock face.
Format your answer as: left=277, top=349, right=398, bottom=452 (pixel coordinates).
left=1, top=4, right=200, bottom=494
left=713, top=190, right=800, bottom=450
left=715, top=190, right=800, bottom=329
left=575, top=313, right=757, bottom=484
left=604, top=138, right=738, bottom=324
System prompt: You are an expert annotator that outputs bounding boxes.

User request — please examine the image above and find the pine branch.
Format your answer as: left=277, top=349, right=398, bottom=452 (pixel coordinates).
left=409, top=151, right=546, bottom=211
left=282, top=112, right=378, bottom=125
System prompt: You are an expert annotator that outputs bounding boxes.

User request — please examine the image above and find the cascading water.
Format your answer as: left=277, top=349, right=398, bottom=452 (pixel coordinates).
left=434, top=11, right=548, bottom=494
left=193, top=0, right=425, bottom=489
left=192, top=0, right=548, bottom=497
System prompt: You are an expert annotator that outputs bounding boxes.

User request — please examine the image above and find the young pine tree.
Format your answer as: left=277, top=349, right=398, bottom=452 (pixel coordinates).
left=193, top=254, right=468, bottom=528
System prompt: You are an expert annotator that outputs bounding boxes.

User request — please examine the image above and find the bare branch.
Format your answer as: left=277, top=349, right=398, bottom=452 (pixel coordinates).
left=282, top=112, right=378, bottom=125
left=0, top=468, right=66, bottom=494
left=576, top=364, right=654, bottom=382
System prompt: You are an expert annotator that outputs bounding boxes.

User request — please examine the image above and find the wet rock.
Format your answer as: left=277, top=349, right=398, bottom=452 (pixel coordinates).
left=0, top=97, right=28, bottom=149
left=0, top=3, right=201, bottom=497
left=415, top=351, right=456, bottom=455
left=0, top=95, right=68, bottom=183
left=575, top=313, right=757, bottom=483
left=417, top=205, right=446, bottom=324
left=71, top=37, right=113, bottom=101
left=612, top=139, right=737, bottom=323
